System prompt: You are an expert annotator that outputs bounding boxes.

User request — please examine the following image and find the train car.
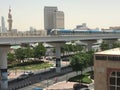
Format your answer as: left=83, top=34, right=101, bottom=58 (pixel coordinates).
left=102, top=29, right=120, bottom=33
left=113, top=30, right=120, bottom=33
left=102, top=29, right=114, bottom=33
left=73, top=29, right=100, bottom=34
left=50, top=29, right=73, bottom=35
left=50, top=29, right=120, bottom=35
left=89, top=29, right=101, bottom=33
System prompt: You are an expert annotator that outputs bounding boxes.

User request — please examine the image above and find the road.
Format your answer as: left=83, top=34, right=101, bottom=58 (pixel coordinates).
left=18, top=67, right=93, bottom=90
left=8, top=66, right=72, bottom=90
left=8, top=60, right=70, bottom=80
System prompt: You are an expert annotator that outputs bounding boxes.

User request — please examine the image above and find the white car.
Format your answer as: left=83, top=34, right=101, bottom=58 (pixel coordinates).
left=25, top=71, right=34, bottom=76
left=50, top=66, right=56, bottom=70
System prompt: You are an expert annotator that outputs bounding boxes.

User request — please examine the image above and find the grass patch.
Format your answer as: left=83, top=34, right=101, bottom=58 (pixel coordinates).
left=68, top=72, right=92, bottom=84
left=9, top=61, right=53, bottom=70
left=82, top=75, right=92, bottom=84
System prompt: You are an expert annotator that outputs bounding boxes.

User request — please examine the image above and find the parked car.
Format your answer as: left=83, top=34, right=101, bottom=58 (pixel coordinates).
left=73, top=84, right=88, bottom=90
left=25, top=71, right=34, bottom=76
left=50, top=66, right=56, bottom=71
left=81, top=88, right=89, bottom=90
left=17, top=73, right=29, bottom=80
left=46, top=56, right=53, bottom=60
left=62, top=57, right=69, bottom=61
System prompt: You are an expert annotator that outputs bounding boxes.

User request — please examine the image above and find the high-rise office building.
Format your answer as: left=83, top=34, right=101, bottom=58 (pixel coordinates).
left=44, top=6, right=64, bottom=34
left=53, top=11, right=64, bottom=29
left=1, top=16, right=6, bottom=33
left=44, top=6, right=58, bottom=32
left=94, top=48, right=120, bottom=90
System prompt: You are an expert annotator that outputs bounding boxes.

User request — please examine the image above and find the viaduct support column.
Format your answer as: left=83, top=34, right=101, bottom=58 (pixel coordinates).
left=0, top=45, right=10, bottom=90
left=48, top=42, right=65, bottom=73
left=82, top=40, right=97, bottom=51
left=55, top=45, right=61, bottom=73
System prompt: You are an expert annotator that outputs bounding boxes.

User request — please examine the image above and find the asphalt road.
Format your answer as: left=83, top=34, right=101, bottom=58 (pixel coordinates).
left=8, top=66, right=72, bottom=90
left=18, top=67, right=93, bottom=90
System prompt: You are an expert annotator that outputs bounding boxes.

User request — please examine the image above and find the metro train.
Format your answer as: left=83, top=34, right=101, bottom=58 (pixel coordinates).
left=50, top=29, right=120, bottom=35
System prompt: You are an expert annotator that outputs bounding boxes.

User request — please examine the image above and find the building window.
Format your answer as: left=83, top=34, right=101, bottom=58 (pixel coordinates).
left=95, top=55, right=107, bottom=60
left=95, top=55, right=120, bottom=61
left=108, top=56, right=120, bottom=61
left=109, top=71, right=120, bottom=90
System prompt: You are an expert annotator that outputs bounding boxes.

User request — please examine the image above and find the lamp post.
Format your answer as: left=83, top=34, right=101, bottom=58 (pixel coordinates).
left=66, top=73, right=68, bottom=83
left=23, top=65, right=25, bottom=74
left=46, top=77, right=49, bottom=90
left=14, top=67, right=17, bottom=75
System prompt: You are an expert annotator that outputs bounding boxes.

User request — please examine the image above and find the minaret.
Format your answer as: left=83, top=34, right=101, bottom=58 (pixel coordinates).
left=8, top=7, right=13, bottom=31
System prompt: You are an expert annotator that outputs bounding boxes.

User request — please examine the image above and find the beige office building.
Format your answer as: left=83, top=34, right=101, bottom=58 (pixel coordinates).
left=94, top=48, right=120, bottom=90
left=53, top=11, right=64, bottom=29
left=44, top=6, right=64, bottom=34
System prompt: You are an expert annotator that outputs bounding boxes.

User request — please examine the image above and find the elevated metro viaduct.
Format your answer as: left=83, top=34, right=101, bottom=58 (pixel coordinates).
left=0, top=32, right=120, bottom=89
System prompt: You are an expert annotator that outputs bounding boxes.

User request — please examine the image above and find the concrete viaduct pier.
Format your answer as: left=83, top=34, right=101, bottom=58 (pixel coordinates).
left=0, top=45, right=10, bottom=90
left=48, top=42, right=65, bottom=73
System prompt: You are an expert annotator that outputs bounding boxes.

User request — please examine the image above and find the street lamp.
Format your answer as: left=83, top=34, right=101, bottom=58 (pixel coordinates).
left=46, top=78, right=49, bottom=90
left=66, top=73, right=68, bottom=83
left=24, top=66, right=25, bottom=74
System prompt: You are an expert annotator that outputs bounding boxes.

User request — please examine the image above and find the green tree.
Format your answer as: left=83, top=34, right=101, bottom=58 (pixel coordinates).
left=76, top=45, right=83, bottom=52
left=61, top=44, right=71, bottom=55
left=68, top=44, right=74, bottom=52
left=7, top=52, right=16, bottom=64
left=33, top=43, right=46, bottom=59
left=100, top=41, right=109, bottom=50
left=112, top=42, right=120, bottom=48
left=70, top=54, right=86, bottom=74
left=61, top=46, right=65, bottom=56
left=24, top=47, right=34, bottom=59
left=15, top=48, right=26, bottom=62
left=86, top=51, right=94, bottom=68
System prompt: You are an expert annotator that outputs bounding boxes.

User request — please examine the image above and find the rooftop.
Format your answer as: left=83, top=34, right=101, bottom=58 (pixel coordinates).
left=95, top=48, right=120, bottom=55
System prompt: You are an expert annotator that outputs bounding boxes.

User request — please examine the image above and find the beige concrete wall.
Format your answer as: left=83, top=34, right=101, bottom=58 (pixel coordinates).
left=94, top=60, right=107, bottom=90
left=94, top=55, right=120, bottom=90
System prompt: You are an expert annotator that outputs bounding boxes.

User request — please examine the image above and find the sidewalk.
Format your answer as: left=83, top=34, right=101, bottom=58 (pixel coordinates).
left=8, top=70, right=23, bottom=79
left=44, top=81, right=76, bottom=90
left=44, top=80, right=94, bottom=90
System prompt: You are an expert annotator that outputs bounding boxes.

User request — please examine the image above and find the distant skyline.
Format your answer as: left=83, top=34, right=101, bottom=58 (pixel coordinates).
left=0, top=0, right=120, bottom=31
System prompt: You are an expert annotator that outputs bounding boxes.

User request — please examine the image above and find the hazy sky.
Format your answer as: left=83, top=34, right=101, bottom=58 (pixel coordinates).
left=0, top=0, right=120, bottom=31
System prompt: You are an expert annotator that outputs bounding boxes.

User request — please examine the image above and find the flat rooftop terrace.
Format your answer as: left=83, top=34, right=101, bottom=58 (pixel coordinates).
left=95, top=48, right=120, bottom=55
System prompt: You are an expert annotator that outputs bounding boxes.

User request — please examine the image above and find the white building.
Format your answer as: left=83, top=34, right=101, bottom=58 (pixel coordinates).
left=1, top=16, right=7, bottom=33
left=76, top=23, right=89, bottom=30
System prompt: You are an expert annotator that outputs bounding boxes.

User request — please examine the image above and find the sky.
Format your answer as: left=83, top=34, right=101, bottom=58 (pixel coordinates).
left=0, top=0, right=120, bottom=31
